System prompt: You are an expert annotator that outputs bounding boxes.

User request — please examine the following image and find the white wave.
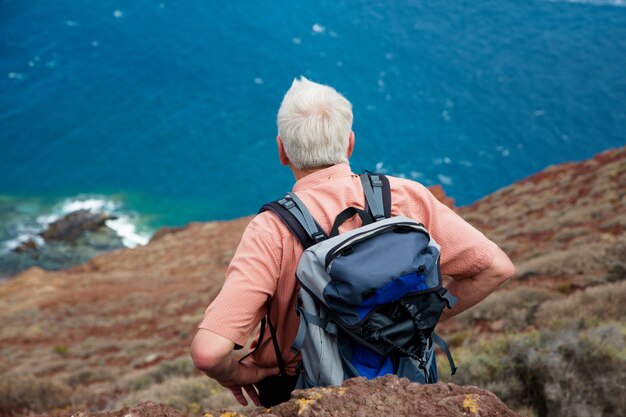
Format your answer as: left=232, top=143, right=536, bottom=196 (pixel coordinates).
left=60, top=198, right=119, bottom=214
left=105, top=216, right=150, bottom=248
left=312, top=23, right=326, bottom=33
left=548, top=0, right=626, bottom=6
left=437, top=174, right=453, bottom=186
left=34, top=197, right=118, bottom=227
left=1, top=233, right=44, bottom=252
left=113, top=10, right=124, bottom=18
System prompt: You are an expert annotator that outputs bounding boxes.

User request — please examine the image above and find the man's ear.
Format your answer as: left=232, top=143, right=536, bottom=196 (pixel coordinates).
left=276, top=136, right=289, bottom=166
left=346, top=131, right=355, bottom=159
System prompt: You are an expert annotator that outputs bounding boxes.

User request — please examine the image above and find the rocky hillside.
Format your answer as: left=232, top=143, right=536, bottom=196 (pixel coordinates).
left=0, top=147, right=624, bottom=417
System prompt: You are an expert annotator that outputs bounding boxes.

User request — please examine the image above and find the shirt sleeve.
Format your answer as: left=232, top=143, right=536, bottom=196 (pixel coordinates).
left=197, top=219, right=281, bottom=347
left=394, top=180, right=498, bottom=278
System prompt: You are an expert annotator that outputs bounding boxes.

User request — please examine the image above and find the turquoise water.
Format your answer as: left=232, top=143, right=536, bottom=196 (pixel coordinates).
left=1, top=0, right=625, bottom=232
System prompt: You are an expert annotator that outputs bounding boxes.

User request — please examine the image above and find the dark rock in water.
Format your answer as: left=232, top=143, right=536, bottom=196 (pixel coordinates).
left=40, top=209, right=116, bottom=242
left=2, top=210, right=127, bottom=278
left=12, top=238, right=39, bottom=254
left=206, top=375, right=521, bottom=417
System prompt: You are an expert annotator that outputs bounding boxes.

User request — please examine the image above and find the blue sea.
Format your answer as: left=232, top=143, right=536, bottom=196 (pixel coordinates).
left=1, top=0, right=625, bottom=248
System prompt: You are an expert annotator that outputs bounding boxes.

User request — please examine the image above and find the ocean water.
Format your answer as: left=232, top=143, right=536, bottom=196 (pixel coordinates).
left=1, top=0, right=625, bottom=242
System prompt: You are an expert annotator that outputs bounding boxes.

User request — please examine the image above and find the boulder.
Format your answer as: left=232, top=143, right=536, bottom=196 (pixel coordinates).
left=40, top=209, right=116, bottom=242
left=209, top=375, right=521, bottom=417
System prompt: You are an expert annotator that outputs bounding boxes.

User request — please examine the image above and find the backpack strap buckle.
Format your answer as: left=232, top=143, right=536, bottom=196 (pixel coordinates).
left=279, top=198, right=295, bottom=210
left=311, top=231, right=325, bottom=243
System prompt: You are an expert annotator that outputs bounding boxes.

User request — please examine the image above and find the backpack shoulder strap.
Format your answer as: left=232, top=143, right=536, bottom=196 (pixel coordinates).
left=360, top=173, right=392, bottom=220
left=259, top=192, right=328, bottom=249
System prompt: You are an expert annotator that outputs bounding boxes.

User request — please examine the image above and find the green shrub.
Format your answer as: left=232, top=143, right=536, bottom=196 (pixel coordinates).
left=53, top=345, right=69, bottom=356
left=443, top=323, right=625, bottom=417
left=0, top=375, right=72, bottom=414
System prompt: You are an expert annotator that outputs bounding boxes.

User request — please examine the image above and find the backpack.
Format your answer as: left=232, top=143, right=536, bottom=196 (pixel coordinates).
left=258, top=173, right=458, bottom=388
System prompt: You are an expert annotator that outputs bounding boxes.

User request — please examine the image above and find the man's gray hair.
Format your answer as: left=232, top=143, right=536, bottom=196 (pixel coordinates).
left=277, top=77, right=353, bottom=169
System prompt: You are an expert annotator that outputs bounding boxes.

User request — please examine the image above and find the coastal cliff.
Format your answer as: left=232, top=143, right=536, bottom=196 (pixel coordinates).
left=0, top=147, right=624, bottom=417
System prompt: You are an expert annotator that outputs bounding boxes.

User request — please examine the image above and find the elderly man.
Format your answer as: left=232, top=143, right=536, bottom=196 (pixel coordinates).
left=191, top=77, right=515, bottom=408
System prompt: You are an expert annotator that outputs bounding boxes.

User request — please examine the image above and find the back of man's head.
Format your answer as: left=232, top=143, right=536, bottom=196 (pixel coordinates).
left=277, top=77, right=353, bottom=169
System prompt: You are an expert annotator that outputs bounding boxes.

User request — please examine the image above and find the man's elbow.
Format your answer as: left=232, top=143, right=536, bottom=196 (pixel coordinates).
left=190, top=342, right=217, bottom=372
left=190, top=329, right=233, bottom=372
left=492, top=249, right=516, bottom=284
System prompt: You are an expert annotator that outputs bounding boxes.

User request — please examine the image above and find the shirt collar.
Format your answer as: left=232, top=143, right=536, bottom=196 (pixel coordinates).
left=292, top=163, right=355, bottom=192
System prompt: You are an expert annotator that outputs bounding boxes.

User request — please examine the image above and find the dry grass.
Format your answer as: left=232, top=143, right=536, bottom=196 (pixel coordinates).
left=0, top=375, right=73, bottom=414
left=458, top=287, right=562, bottom=331
left=116, top=376, right=243, bottom=415
left=535, top=281, right=626, bottom=331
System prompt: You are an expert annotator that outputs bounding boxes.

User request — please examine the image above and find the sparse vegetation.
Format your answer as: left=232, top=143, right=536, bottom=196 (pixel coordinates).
left=0, top=375, right=73, bottom=414
left=116, top=375, right=242, bottom=414
left=458, top=287, right=562, bottom=331
left=0, top=149, right=623, bottom=416
left=442, top=281, right=626, bottom=417
left=128, top=357, right=199, bottom=392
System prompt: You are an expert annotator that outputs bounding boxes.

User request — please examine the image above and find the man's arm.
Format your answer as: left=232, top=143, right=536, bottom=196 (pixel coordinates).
left=439, top=246, right=515, bottom=322
left=191, top=328, right=278, bottom=406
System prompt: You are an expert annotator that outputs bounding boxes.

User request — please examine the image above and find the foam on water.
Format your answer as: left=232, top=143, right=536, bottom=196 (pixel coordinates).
left=0, top=195, right=151, bottom=254
left=105, top=216, right=150, bottom=247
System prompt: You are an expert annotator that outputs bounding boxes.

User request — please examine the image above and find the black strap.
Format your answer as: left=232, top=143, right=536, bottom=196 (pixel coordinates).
left=329, top=207, right=372, bottom=237
left=267, top=314, right=287, bottom=376
left=239, top=311, right=287, bottom=377
left=238, top=317, right=267, bottom=364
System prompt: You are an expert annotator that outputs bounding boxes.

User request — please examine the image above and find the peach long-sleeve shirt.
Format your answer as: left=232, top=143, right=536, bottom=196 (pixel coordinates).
left=199, top=163, right=498, bottom=375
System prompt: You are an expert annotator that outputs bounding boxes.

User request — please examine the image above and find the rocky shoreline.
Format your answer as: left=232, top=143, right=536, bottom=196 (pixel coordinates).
left=0, top=198, right=149, bottom=280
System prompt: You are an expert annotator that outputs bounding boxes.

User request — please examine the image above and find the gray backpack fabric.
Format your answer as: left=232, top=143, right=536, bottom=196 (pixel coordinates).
left=258, top=173, right=457, bottom=388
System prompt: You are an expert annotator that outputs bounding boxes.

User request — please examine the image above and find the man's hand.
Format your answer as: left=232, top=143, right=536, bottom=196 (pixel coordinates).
left=191, top=328, right=279, bottom=406
left=218, top=357, right=278, bottom=406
